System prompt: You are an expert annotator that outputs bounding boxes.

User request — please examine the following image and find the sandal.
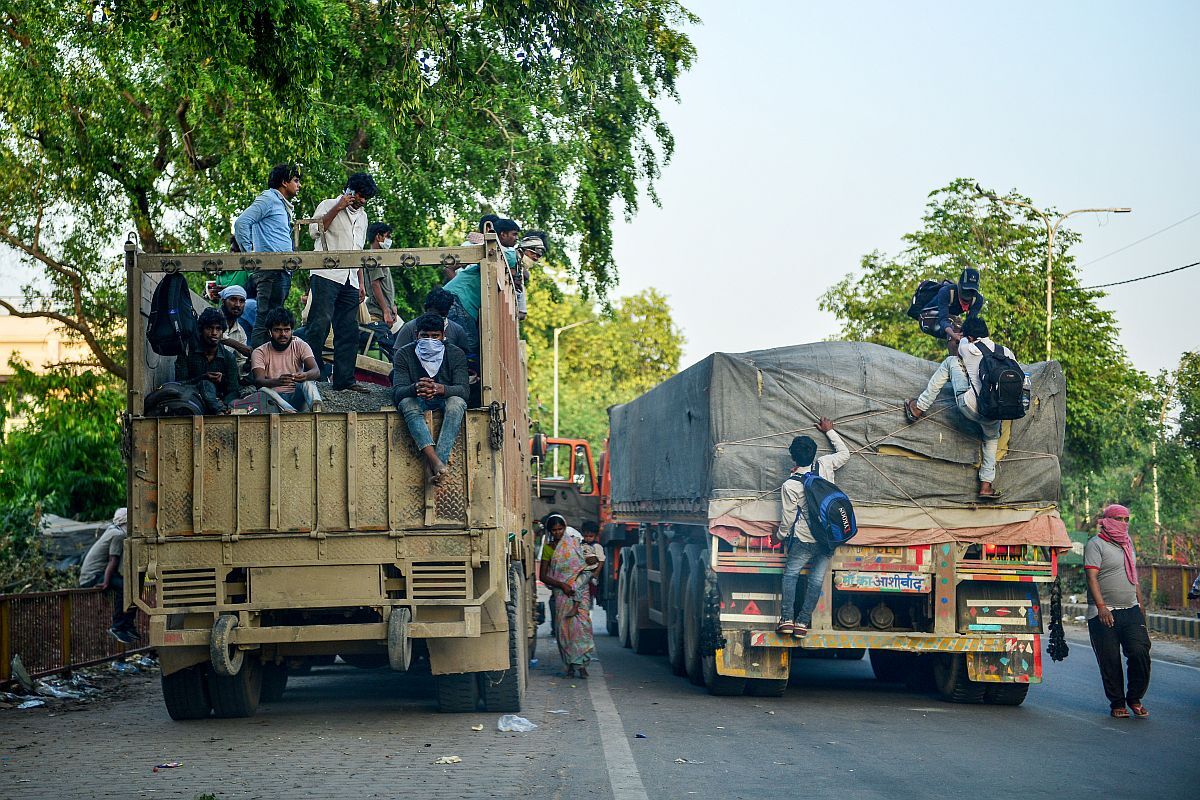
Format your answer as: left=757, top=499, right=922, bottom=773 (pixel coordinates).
left=1110, top=707, right=1130, bottom=719
left=1129, top=703, right=1149, bottom=719
left=577, top=667, right=589, bottom=679
left=904, top=399, right=923, bottom=423
left=776, top=621, right=796, bottom=636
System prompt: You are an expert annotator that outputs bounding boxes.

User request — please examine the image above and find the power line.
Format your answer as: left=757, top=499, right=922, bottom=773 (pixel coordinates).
left=1077, top=260, right=1200, bottom=291
left=1080, top=208, right=1200, bottom=267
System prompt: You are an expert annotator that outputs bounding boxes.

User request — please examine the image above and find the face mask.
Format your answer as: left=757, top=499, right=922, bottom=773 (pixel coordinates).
left=415, top=337, right=445, bottom=360
left=380, top=239, right=392, bottom=250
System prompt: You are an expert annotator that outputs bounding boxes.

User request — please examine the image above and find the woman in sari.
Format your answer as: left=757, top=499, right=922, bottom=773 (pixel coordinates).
left=541, top=514, right=596, bottom=678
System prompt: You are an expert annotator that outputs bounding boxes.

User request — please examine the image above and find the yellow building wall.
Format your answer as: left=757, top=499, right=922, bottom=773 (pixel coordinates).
left=0, top=315, right=89, bottom=376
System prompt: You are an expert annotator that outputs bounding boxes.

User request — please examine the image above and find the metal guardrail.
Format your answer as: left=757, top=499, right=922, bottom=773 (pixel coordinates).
left=0, top=587, right=149, bottom=685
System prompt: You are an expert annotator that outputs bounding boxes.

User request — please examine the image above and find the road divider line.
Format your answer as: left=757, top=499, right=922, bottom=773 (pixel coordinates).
left=586, top=661, right=650, bottom=800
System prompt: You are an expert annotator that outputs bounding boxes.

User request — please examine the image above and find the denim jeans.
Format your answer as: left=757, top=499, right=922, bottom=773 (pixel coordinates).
left=780, top=540, right=831, bottom=626
left=398, top=395, right=467, bottom=464
left=446, top=297, right=479, bottom=356
left=915, top=356, right=1001, bottom=482
left=303, top=275, right=361, bottom=389
left=260, top=382, right=321, bottom=413
left=249, top=270, right=292, bottom=348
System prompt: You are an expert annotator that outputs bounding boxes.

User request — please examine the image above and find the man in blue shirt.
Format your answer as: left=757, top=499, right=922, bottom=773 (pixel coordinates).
left=234, top=164, right=302, bottom=347
left=921, top=267, right=984, bottom=343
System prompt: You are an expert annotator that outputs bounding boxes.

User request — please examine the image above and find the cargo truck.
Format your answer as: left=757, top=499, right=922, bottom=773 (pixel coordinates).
left=121, top=234, right=535, bottom=719
left=605, top=342, right=1069, bottom=703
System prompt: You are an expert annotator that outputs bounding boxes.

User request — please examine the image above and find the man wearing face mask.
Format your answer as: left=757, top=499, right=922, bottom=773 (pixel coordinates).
left=515, top=232, right=548, bottom=321
left=305, top=172, right=378, bottom=393
left=392, top=313, right=469, bottom=484
left=362, top=222, right=401, bottom=354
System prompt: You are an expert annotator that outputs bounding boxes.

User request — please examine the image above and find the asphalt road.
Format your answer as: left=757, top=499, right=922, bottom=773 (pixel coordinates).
left=0, top=608, right=1196, bottom=800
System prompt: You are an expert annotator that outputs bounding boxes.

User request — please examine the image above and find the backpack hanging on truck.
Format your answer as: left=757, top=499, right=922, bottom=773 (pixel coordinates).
left=906, top=279, right=956, bottom=337
left=789, top=473, right=857, bottom=553
left=975, top=341, right=1027, bottom=420
left=147, top=273, right=197, bottom=357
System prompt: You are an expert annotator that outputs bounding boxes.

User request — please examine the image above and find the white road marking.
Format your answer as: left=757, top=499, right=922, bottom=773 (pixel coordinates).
left=587, top=661, right=650, bottom=800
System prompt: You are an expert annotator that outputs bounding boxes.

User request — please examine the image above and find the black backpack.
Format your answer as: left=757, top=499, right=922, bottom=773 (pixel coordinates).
left=147, top=273, right=197, bottom=357
left=789, top=473, right=858, bottom=553
left=906, top=279, right=955, bottom=320
left=144, top=382, right=205, bottom=417
left=975, top=341, right=1026, bottom=420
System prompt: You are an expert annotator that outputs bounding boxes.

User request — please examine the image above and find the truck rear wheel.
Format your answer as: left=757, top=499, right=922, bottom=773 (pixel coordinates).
left=700, top=555, right=745, bottom=696
left=665, top=545, right=687, bottom=675
left=161, top=663, right=212, bottom=721
left=261, top=662, right=288, bottom=703
left=984, top=682, right=1030, bottom=706
left=681, top=546, right=705, bottom=686
left=481, top=566, right=528, bottom=713
left=435, top=672, right=480, bottom=712
left=207, top=657, right=262, bottom=718
left=869, top=649, right=914, bottom=683
left=744, top=677, right=788, bottom=697
left=933, top=653, right=985, bottom=703
left=388, top=607, right=414, bottom=672
left=701, top=652, right=746, bottom=696
left=617, top=549, right=633, bottom=648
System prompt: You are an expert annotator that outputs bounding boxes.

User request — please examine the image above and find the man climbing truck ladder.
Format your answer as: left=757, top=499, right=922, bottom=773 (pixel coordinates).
left=606, top=341, right=1070, bottom=703
left=121, top=233, right=535, bottom=719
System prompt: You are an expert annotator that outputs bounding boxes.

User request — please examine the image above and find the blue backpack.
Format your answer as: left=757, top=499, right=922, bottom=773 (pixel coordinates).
left=789, top=472, right=858, bottom=552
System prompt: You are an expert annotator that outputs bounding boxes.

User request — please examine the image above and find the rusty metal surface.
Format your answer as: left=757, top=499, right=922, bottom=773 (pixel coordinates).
left=0, top=587, right=148, bottom=684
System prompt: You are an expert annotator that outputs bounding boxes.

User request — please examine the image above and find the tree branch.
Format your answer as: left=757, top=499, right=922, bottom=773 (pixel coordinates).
left=0, top=223, right=84, bottom=284
left=0, top=299, right=124, bottom=377
left=176, top=99, right=221, bottom=171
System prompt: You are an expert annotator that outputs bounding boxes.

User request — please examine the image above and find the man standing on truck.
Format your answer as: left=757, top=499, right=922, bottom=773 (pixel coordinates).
left=233, top=163, right=302, bottom=347
left=304, top=172, right=378, bottom=393
left=903, top=316, right=1009, bottom=498
left=773, top=417, right=851, bottom=637
left=251, top=307, right=323, bottom=412
left=392, top=313, right=469, bottom=484
left=1085, top=504, right=1152, bottom=719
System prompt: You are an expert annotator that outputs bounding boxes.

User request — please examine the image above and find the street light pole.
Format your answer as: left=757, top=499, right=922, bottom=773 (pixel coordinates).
left=976, top=188, right=1130, bottom=362
left=552, top=319, right=596, bottom=439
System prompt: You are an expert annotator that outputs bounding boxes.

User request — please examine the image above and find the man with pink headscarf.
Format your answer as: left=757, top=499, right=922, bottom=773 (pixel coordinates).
left=1084, top=504, right=1151, bottom=719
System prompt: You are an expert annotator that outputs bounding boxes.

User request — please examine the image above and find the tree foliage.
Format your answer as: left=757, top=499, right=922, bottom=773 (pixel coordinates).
left=819, top=178, right=1149, bottom=466
left=0, top=0, right=697, bottom=376
left=524, top=267, right=683, bottom=446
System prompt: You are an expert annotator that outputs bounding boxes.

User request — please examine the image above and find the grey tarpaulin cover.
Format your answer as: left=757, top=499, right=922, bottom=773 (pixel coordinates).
left=608, top=341, right=1069, bottom=547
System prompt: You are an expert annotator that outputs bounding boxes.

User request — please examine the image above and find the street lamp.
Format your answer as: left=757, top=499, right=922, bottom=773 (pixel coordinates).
left=552, top=318, right=596, bottom=437
left=976, top=186, right=1130, bottom=362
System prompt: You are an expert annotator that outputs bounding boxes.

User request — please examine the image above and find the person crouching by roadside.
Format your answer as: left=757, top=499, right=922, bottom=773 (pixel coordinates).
left=175, top=308, right=241, bottom=414
left=78, top=508, right=138, bottom=644
left=1085, top=504, right=1152, bottom=719
left=250, top=307, right=323, bottom=413
left=392, top=313, right=469, bottom=485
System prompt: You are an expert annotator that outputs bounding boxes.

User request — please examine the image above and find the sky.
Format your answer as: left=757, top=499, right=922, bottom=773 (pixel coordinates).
left=609, top=1, right=1200, bottom=376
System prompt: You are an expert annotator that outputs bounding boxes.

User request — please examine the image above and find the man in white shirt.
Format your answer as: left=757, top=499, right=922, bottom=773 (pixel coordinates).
left=303, top=172, right=377, bottom=392
left=905, top=316, right=1008, bottom=498
left=772, top=417, right=851, bottom=637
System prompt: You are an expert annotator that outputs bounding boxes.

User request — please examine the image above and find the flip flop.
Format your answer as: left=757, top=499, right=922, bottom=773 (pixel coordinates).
left=1129, top=703, right=1149, bottom=719
left=1110, top=707, right=1130, bottom=719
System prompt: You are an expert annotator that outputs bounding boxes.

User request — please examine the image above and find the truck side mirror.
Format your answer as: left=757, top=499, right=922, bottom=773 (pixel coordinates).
left=531, top=433, right=547, bottom=459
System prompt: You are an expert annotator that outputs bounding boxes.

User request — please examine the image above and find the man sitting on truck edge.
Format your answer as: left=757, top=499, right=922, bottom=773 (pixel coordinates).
left=392, top=313, right=469, bottom=484
left=773, top=417, right=851, bottom=637
left=233, top=163, right=301, bottom=348
left=904, top=316, right=1008, bottom=498
left=250, top=306, right=323, bottom=413
left=175, top=308, right=242, bottom=415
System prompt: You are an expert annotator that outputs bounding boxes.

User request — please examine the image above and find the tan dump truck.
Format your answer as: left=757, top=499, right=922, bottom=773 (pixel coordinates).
left=606, top=342, right=1070, bottom=703
left=121, top=235, right=535, bottom=719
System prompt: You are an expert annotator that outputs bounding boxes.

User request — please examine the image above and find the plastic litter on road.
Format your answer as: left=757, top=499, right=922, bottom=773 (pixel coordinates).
left=470, top=724, right=484, bottom=731
left=153, top=762, right=183, bottom=772
left=17, top=699, right=45, bottom=709
left=546, top=709, right=569, bottom=714
left=497, top=715, right=537, bottom=732
left=635, top=733, right=647, bottom=739
left=433, top=755, right=462, bottom=765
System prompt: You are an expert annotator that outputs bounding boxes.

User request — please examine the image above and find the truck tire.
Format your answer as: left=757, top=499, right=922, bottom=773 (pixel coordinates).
left=161, top=663, right=212, bottom=721
left=745, top=678, right=788, bottom=697
left=666, top=544, right=687, bottom=675
left=481, top=566, right=528, bottom=713
left=869, top=649, right=914, bottom=683
left=207, top=657, right=262, bottom=718
left=435, top=672, right=480, bottom=713
left=629, top=568, right=661, bottom=655
left=388, top=607, right=413, bottom=672
left=933, top=653, right=985, bottom=704
left=906, top=654, right=938, bottom=692
left=682, top=546, right=705, bottom=686
left=700, top=554, right=745, bottom=696
left=261, top=662, right=288, bottom=703
left=209, top=613, right=243, bottom=678
left=984, top=682, right=1030, bottom=706
left=617, top=549, right=633, bottom=648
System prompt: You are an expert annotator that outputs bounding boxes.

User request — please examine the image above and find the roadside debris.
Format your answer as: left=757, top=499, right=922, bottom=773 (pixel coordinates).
left=433, top=755, right=462, bottom=765
left=635, top=732, right=648, bottom=739
left=497, top=714, right=537, bottom=732
left=17, top=699, right=45, bottom=709
left=470, top=724, right=484, bottom=732
left=674, top=758, right=705, bottom=764
left=153, top=762, right=183, bottom=772
left=546, top=709, right=569, bottom=714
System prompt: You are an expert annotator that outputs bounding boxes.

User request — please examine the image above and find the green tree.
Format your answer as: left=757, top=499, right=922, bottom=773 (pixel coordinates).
left=0, top=1, right=697, bottom=376
left=819, top=178, right=1150, bottom=466
left=523, top=267, right=683, bottom=446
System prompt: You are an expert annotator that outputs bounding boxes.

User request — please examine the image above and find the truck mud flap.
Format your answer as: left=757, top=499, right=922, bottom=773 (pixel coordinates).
left=712, top=640, right=789, bottom=681
left=965, top=635, right=1042, bottom=683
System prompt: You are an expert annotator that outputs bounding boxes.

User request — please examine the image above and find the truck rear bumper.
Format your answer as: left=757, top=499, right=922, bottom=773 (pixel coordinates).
left=744, top=629, right=1034, bottom=651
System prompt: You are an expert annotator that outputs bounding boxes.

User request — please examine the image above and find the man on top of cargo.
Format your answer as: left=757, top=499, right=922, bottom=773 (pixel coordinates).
left=773, top=417, right=851, bottom=637
left=925, top=267, right=985, bottom=342
left=392, top=313, right=469, bottom=484
left=234, top=163, right=302, bottom=348
left=903, top=316, right=1009, bottom=498
left=250, top=306, right=323, bottom=413
left=443, top=217, right=520, bottom=353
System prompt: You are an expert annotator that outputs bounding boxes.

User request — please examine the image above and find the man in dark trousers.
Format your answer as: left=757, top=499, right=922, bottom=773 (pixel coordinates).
left=233, top=163, right=302, bottom=347
left=1085, top=503, right=1151, bottom=719
left=392, top=313, right=469, bottom=484
left=78, top=507, right=138, bottom=644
